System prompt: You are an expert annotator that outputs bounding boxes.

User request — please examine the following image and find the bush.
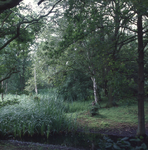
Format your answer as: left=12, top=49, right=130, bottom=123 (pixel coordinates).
left=0, top=98, right=19, bottom=107
left=89, top=102, right=99, bottom=116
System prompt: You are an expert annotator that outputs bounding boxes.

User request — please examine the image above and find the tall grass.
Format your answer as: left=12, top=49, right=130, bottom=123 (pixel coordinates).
left=63, top=100, right=91, bottom=113
left=0, top=91, right=77, bottom=139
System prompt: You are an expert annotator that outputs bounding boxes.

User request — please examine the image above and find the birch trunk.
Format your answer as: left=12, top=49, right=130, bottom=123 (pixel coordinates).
left=91, top=77, right=98, bottom=104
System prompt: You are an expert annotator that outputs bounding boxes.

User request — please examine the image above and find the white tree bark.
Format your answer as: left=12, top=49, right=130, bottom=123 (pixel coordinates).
left=91, top=76, right=98, bottom=104
left=86, top=47, right=99, bottom=104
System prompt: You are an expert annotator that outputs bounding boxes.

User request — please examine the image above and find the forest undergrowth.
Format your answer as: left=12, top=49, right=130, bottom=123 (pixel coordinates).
left=0, top=90, right=147, bottom=150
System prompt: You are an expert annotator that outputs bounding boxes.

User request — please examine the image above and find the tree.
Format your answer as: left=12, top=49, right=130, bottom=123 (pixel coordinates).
left=132, top=0, right=148, bottom=136
left=61, top=0, right=148, bottom=135
left=59, top=0, right=136, bottom=105
left=0, top=0, right=63, bottom=90
left=0, top=5, right=39, bottom=93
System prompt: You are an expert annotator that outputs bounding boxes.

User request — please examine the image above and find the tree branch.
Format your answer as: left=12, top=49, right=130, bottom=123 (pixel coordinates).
left=1, top=10, right=12, bottom=28
left=38, top=0, right=63, bottom=19
left=0, top=70, right=20, bottom=83
left=0, top=0, right=22, bottom=14
left=0, top=0, right=63, bottom=51
left=0, top=23, right=21, bottom=51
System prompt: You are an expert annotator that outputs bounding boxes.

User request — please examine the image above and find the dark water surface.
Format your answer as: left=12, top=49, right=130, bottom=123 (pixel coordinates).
left=0, top=131, right=148, bottom=150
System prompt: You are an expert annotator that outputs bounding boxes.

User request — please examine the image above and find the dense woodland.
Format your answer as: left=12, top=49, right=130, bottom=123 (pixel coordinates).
left=0, top=0, right=148, bottom=149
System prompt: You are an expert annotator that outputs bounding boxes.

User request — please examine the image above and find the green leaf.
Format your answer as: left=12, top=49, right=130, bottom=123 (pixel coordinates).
left=120, top=137, right=129, bottom=141
left=105, top=143, right=112, bottom=148
left=117, top=141, right=131, bottom=148
left=139, top=136, right=144, bottom=139
left=141, top=143, right=147, bottom=149
left=113, top=143, right=121, bottom=150
left=130, top=138, right=141, bottom=142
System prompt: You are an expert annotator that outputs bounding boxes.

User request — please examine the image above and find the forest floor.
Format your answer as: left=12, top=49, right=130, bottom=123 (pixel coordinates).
left=77, top=113, right=148, bottom=137
left=80, top=121, right=148, bottom=137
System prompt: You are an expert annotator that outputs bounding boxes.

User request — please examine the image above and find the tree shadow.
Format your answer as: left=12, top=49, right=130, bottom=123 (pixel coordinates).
left=93, top=113, right=107, bottom=119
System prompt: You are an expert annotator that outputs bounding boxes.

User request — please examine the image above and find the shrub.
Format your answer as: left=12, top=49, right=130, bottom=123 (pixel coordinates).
left=89, top=102, right=99, bottom=116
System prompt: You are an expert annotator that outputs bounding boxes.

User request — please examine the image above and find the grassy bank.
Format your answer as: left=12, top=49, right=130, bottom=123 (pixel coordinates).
left=64, top=98, right=148, bottom=129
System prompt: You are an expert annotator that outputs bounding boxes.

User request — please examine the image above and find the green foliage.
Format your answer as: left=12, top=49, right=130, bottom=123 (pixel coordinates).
left=73, top=101, right=148, bottom=129
left=119, top=98, right=137, bottom=107
left=0, top=93, right=77, bottom=138
left=57, top=70, right=92, bottom=101
left=98, top=136, right=148, bottom=150
left=0, top=92, right=147, bottom=149
left=63, top=101, right=90, bottom=113
left=1, top=0, right=148, bottom=141
left=0, top=87, right=4, bottom=94
left=0, top=2, right=45, bottom=94
left=0, top=98, right=19, bottom=107
left=33, top=96, right=40, bottom=101
left=90, top=103, right=99, bottom=117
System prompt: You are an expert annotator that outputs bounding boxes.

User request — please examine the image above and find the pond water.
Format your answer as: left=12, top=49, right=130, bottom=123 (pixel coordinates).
left=0, top=131, right=148, bottom=150
left=18, top=132, right=101, bottom=150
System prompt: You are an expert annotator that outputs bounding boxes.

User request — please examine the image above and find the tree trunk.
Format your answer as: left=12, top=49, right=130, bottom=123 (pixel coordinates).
left=137, top=14, right=145, bottom=136
left=106, top=1, right=119, bottom=108
left=21, top=61, right=25, bottom=90
left=106, top=66, right=115, bottom=107
left=1, top=80, right=3, bottom=101
left=104, top=80, right=108, bottom=96
left=20, top=50, right=26, bottom=91
left=108, top=86, right=113, bottom=104
left=34, top=66, right=38, bottom=95
left=5, top=82, right=7, bottom=94
left=91, top=77, right=98, bottom=104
